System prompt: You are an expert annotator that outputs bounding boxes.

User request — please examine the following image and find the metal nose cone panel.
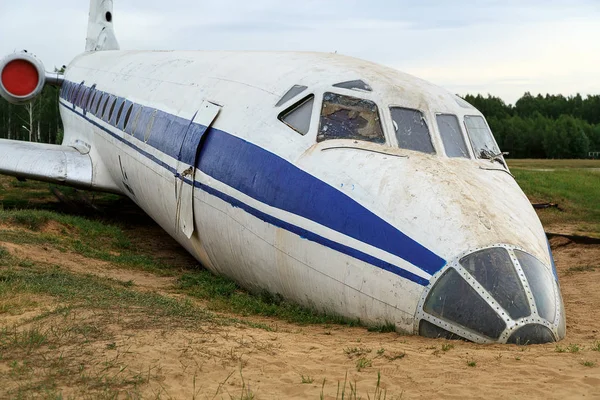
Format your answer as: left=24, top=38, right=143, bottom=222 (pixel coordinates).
left=507, top=324, right=556, bottom=345
left=417, top=245, right=564, bottom=344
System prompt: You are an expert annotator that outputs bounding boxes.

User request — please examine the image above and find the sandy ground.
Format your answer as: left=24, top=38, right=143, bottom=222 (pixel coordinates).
left=2, top=235, right=600, bottom=398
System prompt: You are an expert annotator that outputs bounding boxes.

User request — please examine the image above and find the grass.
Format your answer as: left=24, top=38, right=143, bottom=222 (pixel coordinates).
left=367, top=322, right=397, bottom=333
left=0, top=176, right=405, bottom=397
left=0, top=266, right=210, bottom=324
left=567, top=265, right=597, bottom=274
left=318, top=371, right=390, bottom=400
left=177, top=271, right=361, bottom=327
left=383, top=351, right=406, bottom=361
left=508, top=160, right=600, bottom=237
left=0, top=261, right=213, bottom=398
left=355, top=357, right=372, bottom=372
left=441, top=343, right=454, bottom=352
left=508, top=159, right=600, bottom=169
left=555, top=344, right=581, bottom=353
left=582, top=361, right=596, bottom=367
left=344, top=347, right=372, bottom=358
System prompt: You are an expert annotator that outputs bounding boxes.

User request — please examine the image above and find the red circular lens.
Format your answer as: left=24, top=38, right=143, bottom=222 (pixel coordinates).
left=1, top=59, right=39, bottom=97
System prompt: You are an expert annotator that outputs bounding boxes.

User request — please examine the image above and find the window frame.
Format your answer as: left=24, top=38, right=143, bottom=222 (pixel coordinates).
left=435, top=112, right=473, bottom=159
left=317, top=91, right=387, bottom=145
left=387, top=105, right=436, bottom=155
left=277, top=94, right=315, bottom=136
left=463, top=115, right=503, bottom=162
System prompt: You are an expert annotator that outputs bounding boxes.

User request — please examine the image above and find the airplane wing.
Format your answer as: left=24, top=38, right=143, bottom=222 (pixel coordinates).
left=0, top=139, right=93, bottom=189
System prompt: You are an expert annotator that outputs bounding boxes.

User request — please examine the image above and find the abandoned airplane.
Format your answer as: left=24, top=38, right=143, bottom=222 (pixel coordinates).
left=0, top=0, right=565, bottom=344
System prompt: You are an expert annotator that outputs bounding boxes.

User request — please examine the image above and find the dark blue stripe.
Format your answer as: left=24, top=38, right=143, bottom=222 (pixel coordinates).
left=197, top=129, right=446, bottom=275
left=195, top=181, right=429, bottom=286
left=59, top=82, right=446, bottom=282
left=60, top=100, right=431, bottom=285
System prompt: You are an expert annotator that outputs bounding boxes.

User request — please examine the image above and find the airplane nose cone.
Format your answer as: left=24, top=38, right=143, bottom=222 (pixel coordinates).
left=507, top=324, right=556, bottom=345
left=417, top=246, right=565, bottom=344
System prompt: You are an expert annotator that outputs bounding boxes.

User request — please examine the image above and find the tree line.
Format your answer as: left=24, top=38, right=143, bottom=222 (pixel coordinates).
left=464, top=93, right=600, bottom=159
left=0, top=88, right=598, bottom=158
left=0, top=86, right=63, bottom=144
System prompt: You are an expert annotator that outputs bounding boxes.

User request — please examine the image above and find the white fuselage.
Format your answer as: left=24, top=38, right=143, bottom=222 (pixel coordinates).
left=58, top=50, right=563, bottom=343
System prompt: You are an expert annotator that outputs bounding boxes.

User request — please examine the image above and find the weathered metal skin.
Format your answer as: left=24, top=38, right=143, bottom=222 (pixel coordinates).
left=0, top=0, right=565, bottom=344
left=0, top=140, right=93, bottom=189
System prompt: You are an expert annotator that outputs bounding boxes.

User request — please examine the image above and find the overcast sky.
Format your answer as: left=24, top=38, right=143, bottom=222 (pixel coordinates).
left=1, top=0, right=598, bottom=105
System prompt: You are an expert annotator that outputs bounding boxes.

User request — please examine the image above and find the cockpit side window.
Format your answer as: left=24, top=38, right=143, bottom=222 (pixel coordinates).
left=332, top=80, right=372, bottom=92
left=278, top=95, right=314, bottom=135
left=318, top=92, right=384, bottom=144
left=276, top=85, right=308, bottom=107
left=436, top=114, right=469, bottom=158
left=464, top=115, right=501, bottom=160
left=390, top=107, right=434, bottom=154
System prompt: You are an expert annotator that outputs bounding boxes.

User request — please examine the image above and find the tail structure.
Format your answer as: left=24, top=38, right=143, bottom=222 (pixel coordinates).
left=85, top=0, right=120, bottom=52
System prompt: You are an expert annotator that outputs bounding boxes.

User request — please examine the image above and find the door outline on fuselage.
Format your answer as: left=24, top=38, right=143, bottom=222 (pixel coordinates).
left=175, top=100, right=221, bottom=238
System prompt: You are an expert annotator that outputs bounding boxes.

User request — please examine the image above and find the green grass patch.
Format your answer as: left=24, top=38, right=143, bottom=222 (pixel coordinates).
left=178, top=271, right=360, bottom=326
left=508, top=159, right=600, bottom=170
left=0, top=266, right=208, bottom=324
left=510, top=166, right=600, bottom=237
left=567, top=265, right=597, bottom=274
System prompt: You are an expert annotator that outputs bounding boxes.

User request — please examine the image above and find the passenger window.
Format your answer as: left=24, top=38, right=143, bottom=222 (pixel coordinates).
left=276, top=85, right=308, bottom=107
left=82, top=88, right=90, bottom=109
left=436, top=114, right=469, bottom=158
left=278, top=95, right=314, bottom=135
left=73, top=86, right=81, bottom=105
left=116, top=101, right=126, bottom=126
left=88, top=91, right=97, bottom=110
left=108, top=98, right=118, bottom=123
left=464, top=116, right=501, bottom=160
left=318, top=92, right=384, bottom=144
left=123, top=104, right=134, bottom=130
left=95, top=94, right=104, bottom=116
left=127, top=106, right=142, bottom=136
left=78, top=87, right=87, bottom=108
left=102, top=97, right=113, bottom=120
left=390, top=107, right=434, bottom=154
left=145, top=110, right=157, bottom=142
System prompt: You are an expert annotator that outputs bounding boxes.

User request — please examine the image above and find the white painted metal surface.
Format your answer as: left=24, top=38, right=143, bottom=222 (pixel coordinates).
left=0, top=0, right=566, bottom=344
left=0, top=140, right=93, bottom=189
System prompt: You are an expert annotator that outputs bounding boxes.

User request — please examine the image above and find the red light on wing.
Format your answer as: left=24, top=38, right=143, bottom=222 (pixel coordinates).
left=1, top=59, right=39, bottom=97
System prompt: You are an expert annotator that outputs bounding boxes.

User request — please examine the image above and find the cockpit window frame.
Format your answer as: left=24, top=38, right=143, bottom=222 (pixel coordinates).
left=388, top=105, right=436, bottom=155
left=278, top=94, right=315, bottom=136
left=463, top=115, right=503, bottom=163
left=317, top=91, right=386, bottom=145
left=436, top=113, right=473, bottom=159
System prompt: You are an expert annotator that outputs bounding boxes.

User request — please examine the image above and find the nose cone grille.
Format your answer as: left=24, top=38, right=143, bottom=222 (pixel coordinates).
left=423, top=268, right=506, bottom=339
left=418, top=246, right=565, bottom=344
left=507, top=324, right=556, bottom=345
left=460, top=248, right=531, bottom=320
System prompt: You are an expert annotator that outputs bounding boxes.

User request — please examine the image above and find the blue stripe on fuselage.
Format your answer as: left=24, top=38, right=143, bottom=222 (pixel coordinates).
left=59, top=82, right=447, bottom=281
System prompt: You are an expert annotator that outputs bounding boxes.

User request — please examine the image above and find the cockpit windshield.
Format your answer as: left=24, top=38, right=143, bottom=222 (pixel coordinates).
left=318, top=92, right=385, bottom=144
left=390, top=107, right=434, bottom=154
left=464, top=116, right=501, bottom=161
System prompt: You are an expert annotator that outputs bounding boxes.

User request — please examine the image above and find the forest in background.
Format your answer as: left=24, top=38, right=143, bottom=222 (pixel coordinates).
left=0, top=89, right=599, bottom=159
left=0, top=86, right=63, bottom=144
left=464, top=93, right=600, bottom=159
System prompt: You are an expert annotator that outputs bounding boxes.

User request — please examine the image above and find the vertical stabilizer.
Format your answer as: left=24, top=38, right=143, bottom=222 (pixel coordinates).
left=85, top=0, right=120, bottom=52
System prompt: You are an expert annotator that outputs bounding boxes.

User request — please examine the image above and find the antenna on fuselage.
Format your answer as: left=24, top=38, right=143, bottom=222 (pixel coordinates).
left=85, top=0, right=120, bottom=52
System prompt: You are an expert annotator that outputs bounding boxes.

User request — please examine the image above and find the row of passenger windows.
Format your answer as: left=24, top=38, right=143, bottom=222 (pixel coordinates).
left=278, top=88, right=500, bottom=161
left=61, top=81, right=153, bottom=141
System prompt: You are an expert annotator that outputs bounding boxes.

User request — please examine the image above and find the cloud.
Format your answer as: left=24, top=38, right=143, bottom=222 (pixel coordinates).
left=0, top=0, right=598, bottom=104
